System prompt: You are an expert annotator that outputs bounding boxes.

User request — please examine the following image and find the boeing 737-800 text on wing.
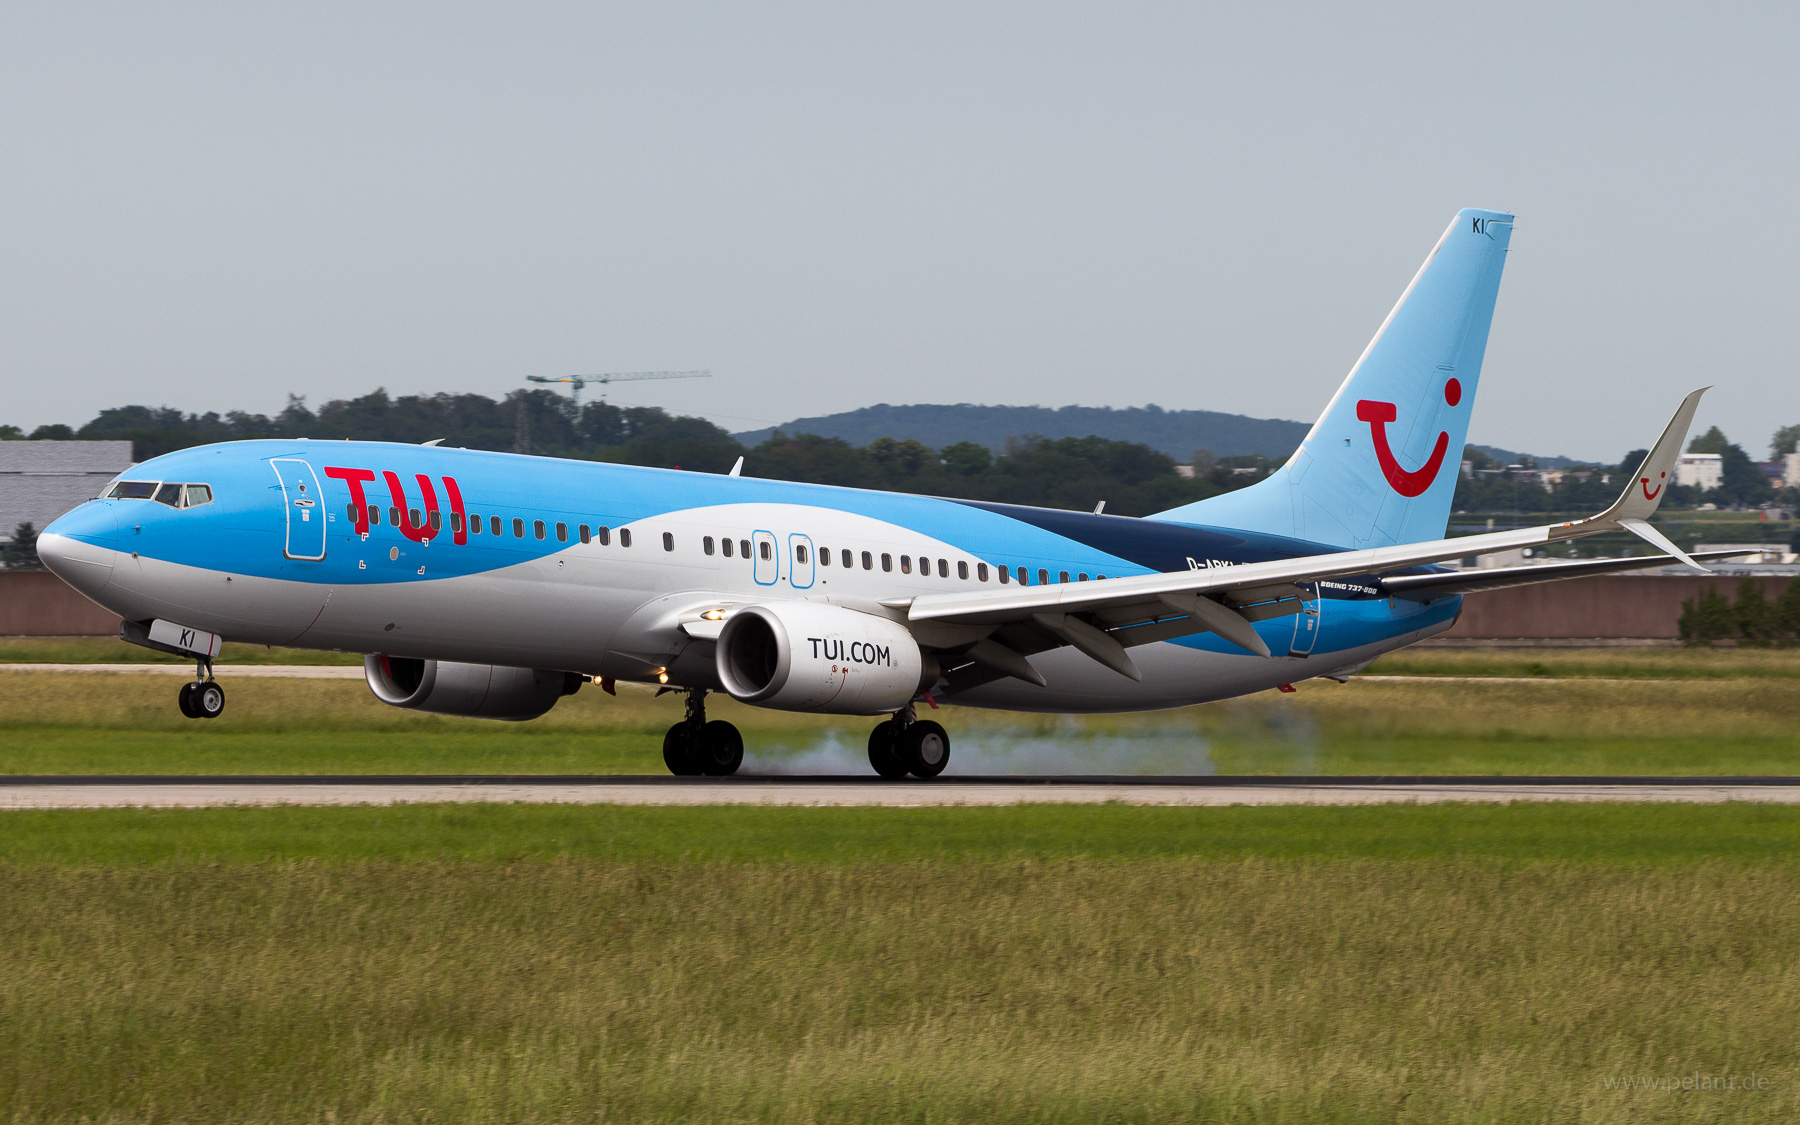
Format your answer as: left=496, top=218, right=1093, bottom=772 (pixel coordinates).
left=38, top=209, right=1716, bottom=777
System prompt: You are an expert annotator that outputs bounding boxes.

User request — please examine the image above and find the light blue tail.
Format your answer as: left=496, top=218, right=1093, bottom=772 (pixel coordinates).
left=1156, top=207, right=1514, bottom=548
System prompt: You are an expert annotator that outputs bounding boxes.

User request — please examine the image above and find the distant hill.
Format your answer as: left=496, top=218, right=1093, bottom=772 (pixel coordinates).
left=734, top=404, right=1312, bottom=461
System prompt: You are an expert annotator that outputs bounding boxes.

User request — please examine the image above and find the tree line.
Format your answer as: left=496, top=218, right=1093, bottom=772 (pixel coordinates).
left=1, top=388, right=1271, bottom=519
left=5, top=387, right=1794, bottom=520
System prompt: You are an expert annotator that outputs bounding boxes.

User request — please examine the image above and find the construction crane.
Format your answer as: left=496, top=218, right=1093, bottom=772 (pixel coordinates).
left=526, top=370, right=711, bottom=410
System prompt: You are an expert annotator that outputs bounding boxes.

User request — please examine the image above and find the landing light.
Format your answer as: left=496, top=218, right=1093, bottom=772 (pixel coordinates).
left=700, top=609, right=725, bottom=621
left=657, top=671, right=669, bottom=684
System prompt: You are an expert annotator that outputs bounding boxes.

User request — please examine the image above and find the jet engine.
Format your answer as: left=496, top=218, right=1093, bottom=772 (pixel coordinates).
left=715, top=602, right=930, bottom=714
left=363, top=655, right=582, bottom=721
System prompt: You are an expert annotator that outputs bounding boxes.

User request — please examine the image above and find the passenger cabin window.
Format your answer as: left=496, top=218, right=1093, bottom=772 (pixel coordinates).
left=976, top=562, right=987, bottom=581
left=429, top=511, right=441, bottom=531
left=1018, top=567, right=1029, bottom=585
left=580, top=525, right=591, bottom=544
left=900, top=555, right=912, bottom=574
left=1078, top=573, right=1089, bottom=581
left=620, top=529, right=632, bottom=548
left=106, top=480, right=159, bottom=500
left=490, top=516, right=501, bottom=536
left=555, top=522, right=567, bottom=542
left=346, top=503, right=358, bottom=521
left=662, top=532, right=674, bottom=552
left=738, top=538, right=749, bottom=558
left=843, top=549, right=853, bottom=568
left=534, top=520, right=546, bottom=540
left=721, top=538, right=733, bottom=557
left=368, top=505, right=380, bottom=526
left=816, top=546, right=827, bottom=565
left=958, top=561, right=969, bottom=580
left=758, top=540, right=771, bottom=561
left=1059, top=571, right=1070, bottom=583
left=997, top=565, right=1008, bottom=584
left=450, top=513, right=463, bottom=534
left=795, top=544, right=808, bottom=564
left=391, top=507, right=402, bottom=527
left=470, top=514, right=482, bottom=534
left=409, top=508, right=421, bottom=528
left=881, top=553, right=892, bottom=572
left=939, top=559, right=949, bottom=578
left=1040, top=569, right=1051, bottom=585
left=513, top=518, right=525, bottom=538
left=596, top=526, right=611, bottom=545
left=861, top=551, right=872, bottom=570
left=703, top=536, right=714, bottom=555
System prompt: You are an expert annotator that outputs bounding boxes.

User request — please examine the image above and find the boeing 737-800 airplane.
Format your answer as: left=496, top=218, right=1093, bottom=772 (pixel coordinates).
left=38, top=209, right=1717, bottom=778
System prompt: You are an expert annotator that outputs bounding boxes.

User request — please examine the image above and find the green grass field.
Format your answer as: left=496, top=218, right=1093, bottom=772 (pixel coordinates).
left=6, top=637, right=1799, bottom=1121
left=1, top=653, right=1796, bottom=775
left=4, top=803, right=1799, bottom=1123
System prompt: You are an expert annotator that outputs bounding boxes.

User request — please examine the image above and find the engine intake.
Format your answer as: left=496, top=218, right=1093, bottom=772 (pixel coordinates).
left=364, top=655, right=581, bottom=721
left=715, top=602, right=928, bottom=714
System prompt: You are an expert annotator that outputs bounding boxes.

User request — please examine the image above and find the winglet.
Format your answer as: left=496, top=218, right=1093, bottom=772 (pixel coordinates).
left=728, top=456, right=744, bottom=478
left=1618, top=518, right=1711, bottom=574
left=1597, top=388, right=1708, bottom=524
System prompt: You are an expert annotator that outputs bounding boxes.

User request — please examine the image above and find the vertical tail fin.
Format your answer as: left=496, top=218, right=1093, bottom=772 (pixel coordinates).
left=1157, top=208, right=1514, bottom=548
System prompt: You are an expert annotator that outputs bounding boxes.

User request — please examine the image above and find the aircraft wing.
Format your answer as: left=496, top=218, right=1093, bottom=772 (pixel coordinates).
left=906, top=390, right=1709, bottom=682
left=1379, top=549, right=1756, bottom=599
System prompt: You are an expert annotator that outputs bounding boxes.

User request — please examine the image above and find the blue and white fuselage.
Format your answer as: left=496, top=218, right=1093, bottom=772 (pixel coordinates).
left=40, top=440, right=1454, bottom=712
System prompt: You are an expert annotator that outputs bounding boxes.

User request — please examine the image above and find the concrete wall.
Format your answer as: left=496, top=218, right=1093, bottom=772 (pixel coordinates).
left=0, top=571, right=121, bottom=635
left=0, top=568, right=1791, bottom=642
left=1443, top=574, right=1791, bottom=640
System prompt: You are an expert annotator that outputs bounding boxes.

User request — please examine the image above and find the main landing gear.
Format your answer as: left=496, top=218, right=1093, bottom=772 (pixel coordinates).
left=176, top=657, right=225, bottom=720
left=663, top=688, right=743, bottom=777
left=867, top=708, right=950, bottom=780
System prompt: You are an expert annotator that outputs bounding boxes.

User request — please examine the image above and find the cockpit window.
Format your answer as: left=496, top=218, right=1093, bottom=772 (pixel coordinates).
left=107, top=480, right=214, bottom=507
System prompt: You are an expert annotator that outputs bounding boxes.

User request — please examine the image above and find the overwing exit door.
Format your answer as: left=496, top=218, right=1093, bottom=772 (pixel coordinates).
left=788, top=533, right=815, bottom=588
left=271, top=458, right=327, bottom=561
left=751, top=530, right=778, bottom=585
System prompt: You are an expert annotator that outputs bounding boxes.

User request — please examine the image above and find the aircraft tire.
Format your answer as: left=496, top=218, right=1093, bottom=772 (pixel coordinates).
left=663, top=723, right=704, bottom=776
left=195, top=682, right=226, bottom=719
left=897, top=720, right=950, bottom=779
left=867, top=720, right=908, bottom=780
left=695, top=720, right=744, bottom=777
left=177, top=682, right=200, bottom=719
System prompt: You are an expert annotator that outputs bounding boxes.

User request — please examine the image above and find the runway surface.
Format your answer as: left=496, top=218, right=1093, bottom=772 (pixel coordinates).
left=5, top=775, right=1800, bottom=808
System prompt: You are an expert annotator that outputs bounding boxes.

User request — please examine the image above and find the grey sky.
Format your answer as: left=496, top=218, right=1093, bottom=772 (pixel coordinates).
left=2, top=3, right=1795, bottom=461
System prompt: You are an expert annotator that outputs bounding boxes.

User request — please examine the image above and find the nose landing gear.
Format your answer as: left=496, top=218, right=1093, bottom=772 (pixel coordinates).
left=868, top=708, right=950, bottom=779
left=176, top=657, right=225, bottom=719
left=663, top=688, right=743, bottom=776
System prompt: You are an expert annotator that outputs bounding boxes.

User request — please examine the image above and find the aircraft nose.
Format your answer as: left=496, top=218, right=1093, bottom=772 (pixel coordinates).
left=39, top=502, right=119, bottom=598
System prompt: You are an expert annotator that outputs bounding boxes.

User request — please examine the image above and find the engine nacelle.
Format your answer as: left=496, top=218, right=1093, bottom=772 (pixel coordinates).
left=364, top=655, right=582, bottom=721
left=715, top=602, right=928, bottom=714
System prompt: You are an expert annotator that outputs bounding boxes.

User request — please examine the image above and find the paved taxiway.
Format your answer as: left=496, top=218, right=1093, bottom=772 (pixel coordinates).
left=5, top=776, right=1800, bottom=808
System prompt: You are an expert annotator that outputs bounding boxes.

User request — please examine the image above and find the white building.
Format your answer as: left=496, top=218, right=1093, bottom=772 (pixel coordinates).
left=1675, top=452, right=1723, bottom=491
left=1786, top=450, right=1799, bottom=488
left=0, top=441, right=135, bottom=541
